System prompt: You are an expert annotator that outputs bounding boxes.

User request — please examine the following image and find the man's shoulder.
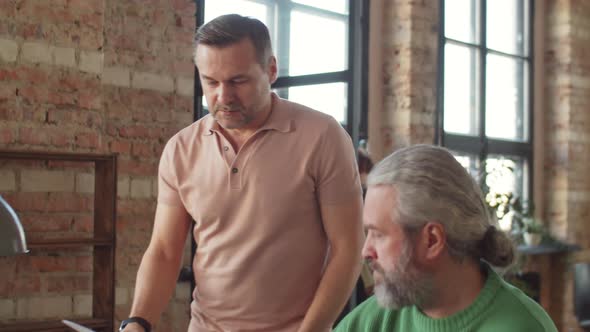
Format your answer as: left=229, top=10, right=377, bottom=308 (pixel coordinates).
left=277, top=97, right=340, bottom=129
left=164, top=115, right=211, bottom=149
left=486, top=278, right=558, bottom=332
left=335, top=297, right=399, bottom=332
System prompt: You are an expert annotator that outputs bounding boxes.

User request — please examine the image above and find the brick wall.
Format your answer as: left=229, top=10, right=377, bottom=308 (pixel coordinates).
left=0, top=0, right=195, bottom=330
left=544, top=0, right=590, bottom=330
left=369, top=0, right=438, bottom=161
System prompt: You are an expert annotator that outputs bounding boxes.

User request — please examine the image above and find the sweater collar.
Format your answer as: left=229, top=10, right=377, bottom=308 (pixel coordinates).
left=409, top=262, right=502, bottom=332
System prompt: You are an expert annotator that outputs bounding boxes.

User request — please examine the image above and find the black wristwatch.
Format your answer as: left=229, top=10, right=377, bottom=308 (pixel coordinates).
left=119, top=317, right=152, bottom=332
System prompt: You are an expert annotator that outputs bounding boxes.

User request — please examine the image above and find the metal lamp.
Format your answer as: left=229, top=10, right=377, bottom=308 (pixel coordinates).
left=0, top=195, right=28, bottom=256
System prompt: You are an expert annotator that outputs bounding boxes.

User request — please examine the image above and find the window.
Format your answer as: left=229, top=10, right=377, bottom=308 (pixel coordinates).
left=437, top=0, right=532, bottom=228
left=194, top=0, right=368, bottom=143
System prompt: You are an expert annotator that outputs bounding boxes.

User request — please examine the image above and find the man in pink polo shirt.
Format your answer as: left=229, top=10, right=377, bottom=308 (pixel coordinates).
left=120, top=14, right=364, bottom=332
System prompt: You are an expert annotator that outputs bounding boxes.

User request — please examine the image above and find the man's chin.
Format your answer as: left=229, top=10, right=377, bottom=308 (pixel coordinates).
left=374, top=283, right=404, bottom=310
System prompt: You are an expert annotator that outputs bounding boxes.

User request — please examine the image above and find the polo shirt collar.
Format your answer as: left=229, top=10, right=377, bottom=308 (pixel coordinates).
left=203, top=92, right=292, bottom=136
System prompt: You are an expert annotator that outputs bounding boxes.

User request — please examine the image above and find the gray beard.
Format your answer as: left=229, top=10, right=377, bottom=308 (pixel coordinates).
left=372, top=243, right=434, bottom=310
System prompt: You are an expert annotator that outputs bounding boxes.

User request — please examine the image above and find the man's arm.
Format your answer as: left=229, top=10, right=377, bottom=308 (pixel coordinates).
left=297, top=195, right=364, bottom=332
left=122, top=203, right=192, bottom=332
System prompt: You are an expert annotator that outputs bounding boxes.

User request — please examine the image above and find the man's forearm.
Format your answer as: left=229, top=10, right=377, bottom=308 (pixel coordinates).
left=297, top=247, right=362, bottom=332
left=128, top=247, right=184, bottom=327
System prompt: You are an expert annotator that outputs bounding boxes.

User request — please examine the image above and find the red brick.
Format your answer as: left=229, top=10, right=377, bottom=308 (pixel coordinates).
left=131, top=111, right=154, bottom=122
left=131, top=142, right=153, bottom=158
left=78, top=91, right=102, bottom=110
left=16, top=65, right=49, bottom=84
left=72, top=215, right=93, bottom=232
left=172, top=60, right=193, bottom=77
left=47, top=109, right=103, bottom=128
left=15, top=22, right=46, bottom=40
left=47, top=90, right=77, bottom=106
left=119, top=125, right=150, bottom=139
left=78, top=26, right=104, bottom=50
left=117, top=199, right=156, bottom=216
left=0, top=257, right=17, bottom=280
left=0, top=68, right=18, bottom=81
left=21, top=104, right=47, bottom=122
left=0, top=101, right=21, bottom=121
left=74, top=131, right=100, bottom=149
left=0, top=82, right=16, bottom=100
left=76, top=256, right=93, bottom=272
left=47, top=275, right=91, bottom=292
left=20, top=214, right=72, bottom=232
left=175, top=99, right=193, bottom=117
left=2, top=192, right=48, bottom=212
left=19, top=85, right=50, bottom=104
left=68, top=0, right=104, bottom=14
left=47, top=161, right=94, bottom=170
left=0, top=276, right=42, bottom=296
left=171, top=0, right=194, bottom=12
left=131, top=90, right=172, bottom=111
left=45, top=193, right=94, bottom=212
left=106, top=123, right=119, bottom=136
left=109, top=140, right=131, bottom=154
left=30, top=256, right=76, bottom=273
left=0, top=1, right=16, bottom=19
left=118, top=159, right=158, bottom=176
left=19, top=126, right=73, bottom=147
left=4, top=192, right=92, bottom=213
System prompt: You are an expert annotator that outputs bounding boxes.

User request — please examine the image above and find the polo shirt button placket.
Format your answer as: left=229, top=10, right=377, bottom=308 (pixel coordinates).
left=230, top=166, right=241, bottom=189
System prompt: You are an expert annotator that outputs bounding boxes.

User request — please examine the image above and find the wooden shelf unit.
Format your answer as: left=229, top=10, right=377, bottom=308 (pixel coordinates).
left=0, top=150, right=117, bottom=332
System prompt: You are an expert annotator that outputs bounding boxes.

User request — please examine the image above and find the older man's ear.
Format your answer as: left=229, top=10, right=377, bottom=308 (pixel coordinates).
left=415, top=222, right=446, bottom=264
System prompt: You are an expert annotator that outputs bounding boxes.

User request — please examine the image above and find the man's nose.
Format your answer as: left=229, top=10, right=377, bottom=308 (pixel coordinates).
left=217, top=83, right=235, bottom=105
left=362, top=239, right=376, bottom=261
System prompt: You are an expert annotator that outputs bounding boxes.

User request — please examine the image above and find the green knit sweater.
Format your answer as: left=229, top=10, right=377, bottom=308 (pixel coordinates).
left=335, top=266, right=557, bottom=332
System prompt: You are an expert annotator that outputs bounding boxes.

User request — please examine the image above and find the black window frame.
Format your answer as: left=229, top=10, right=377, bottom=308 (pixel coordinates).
left=436, top=0, right=534, bottom=201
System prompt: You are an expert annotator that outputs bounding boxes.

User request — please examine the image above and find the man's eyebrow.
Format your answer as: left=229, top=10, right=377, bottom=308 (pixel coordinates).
left=364, top=224, right=378, bottom=231
left=200, top=74, right=248, bottom=81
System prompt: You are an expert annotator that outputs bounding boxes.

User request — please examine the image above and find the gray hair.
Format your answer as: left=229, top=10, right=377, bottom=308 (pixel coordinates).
left=194, top=14, right=273, bottom=68
left=367, top=144, right=514, bottom=267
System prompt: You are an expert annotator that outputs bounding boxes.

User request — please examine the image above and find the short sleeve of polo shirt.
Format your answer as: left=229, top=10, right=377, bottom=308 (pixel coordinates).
left=313, top=117, right=362, bottom=205
left=157, top=137, right=183, bottom=207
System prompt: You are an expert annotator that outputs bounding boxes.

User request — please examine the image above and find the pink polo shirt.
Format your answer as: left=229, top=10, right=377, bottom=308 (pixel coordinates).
left=158, top=93, right=362, bottom=331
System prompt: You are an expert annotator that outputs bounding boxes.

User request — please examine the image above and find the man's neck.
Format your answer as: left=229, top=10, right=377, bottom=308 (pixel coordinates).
left=421, top=260, right=486, bottom=319
left=223, top=99, right=273, bottom=151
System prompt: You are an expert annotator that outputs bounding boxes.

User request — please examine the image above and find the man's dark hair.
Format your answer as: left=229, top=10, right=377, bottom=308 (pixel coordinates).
left=195, top=14, right=273, bottom=67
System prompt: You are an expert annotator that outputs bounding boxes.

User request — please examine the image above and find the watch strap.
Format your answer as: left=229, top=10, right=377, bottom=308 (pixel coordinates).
left=119, top=316, right=152, bottom=332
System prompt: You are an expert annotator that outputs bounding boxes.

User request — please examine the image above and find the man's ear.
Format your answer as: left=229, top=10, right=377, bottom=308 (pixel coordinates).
left=417, top=222, right=446, bottom=262
left=267, top=55, right=278, bottom=84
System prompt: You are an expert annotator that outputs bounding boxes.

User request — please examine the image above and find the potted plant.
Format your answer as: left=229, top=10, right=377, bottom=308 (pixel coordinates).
left=520, top=216, right=545, bottom=246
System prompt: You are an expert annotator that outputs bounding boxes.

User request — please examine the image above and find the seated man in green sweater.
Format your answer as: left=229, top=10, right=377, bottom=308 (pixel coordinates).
left=335, top=145, right=558, bottom=332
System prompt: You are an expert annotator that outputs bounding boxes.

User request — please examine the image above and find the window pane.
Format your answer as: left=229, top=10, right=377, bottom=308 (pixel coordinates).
left=487, top=0, right=529, bottom=55
left=443, top=43, right=479, bottom=136
left=275, top=83, right=348, bottom=124
left=292, top=0, right=349, bottom=15
left=485, top=54, right=527, bottom=141
left=444, top=0, right=479, bottom=44
left=204, top=0, right=269, bottom=25
left=288, top=10, right=348, bottom=76
left=485, top=156, right=527, bottom=230
left=452, top=152, right=480, bottom=180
